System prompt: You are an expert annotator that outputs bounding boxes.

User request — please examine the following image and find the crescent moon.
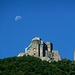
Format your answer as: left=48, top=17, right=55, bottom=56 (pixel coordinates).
left=15, top=16, right=22, bottom=21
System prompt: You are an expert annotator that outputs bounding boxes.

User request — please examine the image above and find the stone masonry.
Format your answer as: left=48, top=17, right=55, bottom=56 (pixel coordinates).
left=18, top=37, right=61, bottom=62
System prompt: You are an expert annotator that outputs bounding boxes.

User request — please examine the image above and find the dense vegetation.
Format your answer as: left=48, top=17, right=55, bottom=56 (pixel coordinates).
left=0, top=56, right=75, bottom=75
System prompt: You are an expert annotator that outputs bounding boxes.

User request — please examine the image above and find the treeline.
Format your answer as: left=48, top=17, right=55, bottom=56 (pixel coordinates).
left=0, top=56, right=75, bottom=75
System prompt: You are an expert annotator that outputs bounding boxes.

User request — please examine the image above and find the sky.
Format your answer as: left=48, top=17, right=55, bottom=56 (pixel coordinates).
left=0, top=0, right=75, bottom=60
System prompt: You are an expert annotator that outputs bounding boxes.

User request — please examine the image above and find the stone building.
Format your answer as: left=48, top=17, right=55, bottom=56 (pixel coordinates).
left=18, top=37, right=61, bottom=62
left=74, top=50, right=75, bottom=61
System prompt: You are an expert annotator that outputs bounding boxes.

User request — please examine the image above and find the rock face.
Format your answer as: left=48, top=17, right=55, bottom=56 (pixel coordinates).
left=18, top=37, right=61, bottom=62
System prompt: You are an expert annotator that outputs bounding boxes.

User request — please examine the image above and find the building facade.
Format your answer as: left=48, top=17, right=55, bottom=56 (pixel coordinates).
left=18, top=37, right=61, bottom=62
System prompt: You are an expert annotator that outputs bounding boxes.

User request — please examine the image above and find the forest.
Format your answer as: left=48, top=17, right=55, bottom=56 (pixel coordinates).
left=0, top=56, right=75, bottom=75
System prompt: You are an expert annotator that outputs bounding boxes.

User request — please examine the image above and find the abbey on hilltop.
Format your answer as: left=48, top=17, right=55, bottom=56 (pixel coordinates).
left=18, top=37, right=61, bottom=62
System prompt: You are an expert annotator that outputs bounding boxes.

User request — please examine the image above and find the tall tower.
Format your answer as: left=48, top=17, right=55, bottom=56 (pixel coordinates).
left=74, top=50, right=75, bottom=61
left=29, top=37, right=41, bottom=57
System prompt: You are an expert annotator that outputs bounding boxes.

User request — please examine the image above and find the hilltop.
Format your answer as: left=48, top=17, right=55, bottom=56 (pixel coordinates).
left=0, top=56, right=75, bottom=75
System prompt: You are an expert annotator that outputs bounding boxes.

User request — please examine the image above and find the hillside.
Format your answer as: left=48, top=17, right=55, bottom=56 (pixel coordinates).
left=0, top=56, right=75, bottom=75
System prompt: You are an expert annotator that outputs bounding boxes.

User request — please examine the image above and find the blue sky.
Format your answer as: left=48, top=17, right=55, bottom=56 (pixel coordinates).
left=0, top=0, right=75, bottom=60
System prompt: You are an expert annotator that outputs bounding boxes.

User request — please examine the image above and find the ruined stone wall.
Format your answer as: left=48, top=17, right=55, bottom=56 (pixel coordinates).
left=52, top=50, right=60, bottom=61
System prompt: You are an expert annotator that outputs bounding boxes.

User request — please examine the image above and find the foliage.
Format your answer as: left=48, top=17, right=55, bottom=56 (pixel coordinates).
left=0, top=56, right=75, bottom=75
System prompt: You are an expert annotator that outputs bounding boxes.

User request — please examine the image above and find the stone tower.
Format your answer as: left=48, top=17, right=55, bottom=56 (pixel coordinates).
left=29, top=37, right=47, bottom=57
left=74, top=50, right=75, bottom=61
left=29, top=37, right=40, bottom=57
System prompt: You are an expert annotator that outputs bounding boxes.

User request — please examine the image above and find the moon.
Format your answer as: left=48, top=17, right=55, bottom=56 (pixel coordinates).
left=15, top=16, right=22, bottom=21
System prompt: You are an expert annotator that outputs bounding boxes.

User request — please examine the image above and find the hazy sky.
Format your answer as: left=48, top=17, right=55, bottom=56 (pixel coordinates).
left=0, top=0, right=75, bottom=60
